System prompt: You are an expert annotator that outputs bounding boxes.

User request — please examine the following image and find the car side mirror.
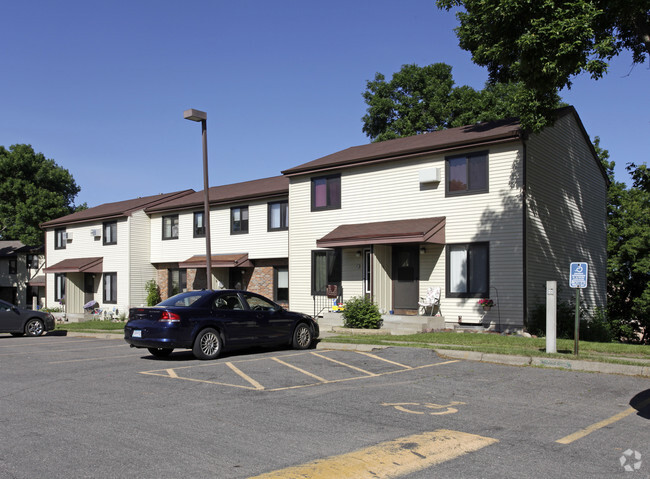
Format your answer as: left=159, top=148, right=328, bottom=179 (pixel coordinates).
left=12, top=307, right=20, bottom=314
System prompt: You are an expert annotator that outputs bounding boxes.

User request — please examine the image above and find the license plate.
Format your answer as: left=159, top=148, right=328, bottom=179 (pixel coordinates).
left=132, top=330, right=142, bottom=338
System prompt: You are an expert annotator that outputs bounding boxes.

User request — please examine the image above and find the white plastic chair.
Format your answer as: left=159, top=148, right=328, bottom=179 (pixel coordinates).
left=418, top=287, right=441, bottom=316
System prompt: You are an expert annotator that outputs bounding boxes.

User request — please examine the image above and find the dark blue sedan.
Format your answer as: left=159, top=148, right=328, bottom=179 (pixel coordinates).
left=124, top=290, right=319, bottom=360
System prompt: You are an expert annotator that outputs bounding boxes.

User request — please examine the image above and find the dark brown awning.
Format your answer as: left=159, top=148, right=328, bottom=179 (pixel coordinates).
left=178, top=253, right=253, bottom=269
left=317, top=217, right=445, bottom=248
left=44, top=257, right=103, bottom=273
left=27, top=275, right=46, bottom=287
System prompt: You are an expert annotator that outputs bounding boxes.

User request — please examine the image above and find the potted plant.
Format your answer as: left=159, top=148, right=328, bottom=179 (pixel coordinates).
left=478, top=298, right=494, bottom=311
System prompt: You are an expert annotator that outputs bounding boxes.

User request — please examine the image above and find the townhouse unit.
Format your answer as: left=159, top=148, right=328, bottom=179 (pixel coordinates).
left=40, top=191, right=194, bottom=320
left=0, top=241, right=45, bottom=308
left=282, top=106, right=607, bottom=329
left=145, top=176, right=289, bottom=305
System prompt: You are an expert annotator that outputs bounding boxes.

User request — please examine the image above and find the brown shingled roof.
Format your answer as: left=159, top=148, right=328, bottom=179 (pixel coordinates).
left=282, top=117, right=523, bottom=176
left=44, top=257, right=103, bottom=273
left=40, top=190, right=195, bottom=228
left=146, top=176, right=289, bottom=214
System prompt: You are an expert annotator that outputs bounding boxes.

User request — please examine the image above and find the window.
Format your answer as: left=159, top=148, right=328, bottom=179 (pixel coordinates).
left=311, top=174, right=341, bottom=211
left=55, top=228, right=66, bottom=249
left=193, top=211, right=206, bottom=238
left=26, top=255, right=39, bottom=269
left=162, top=215, right=179, bottom=240
left=268, top=201, right=288, bottom=231
left=311, top=249, right=341, bottom=295
left=54, top=274, right=66, bottom=302
left=8, top=259, right=17, bottom=275
left=168, top=269, right=187, bottom=296
left=103, top=221, right=117, bottom=245
left=447, top=243, right=489, bottom=297
left=274, top=266, right=289, bottom=302
left=231, top=206, right=249, bottom=234
left=446, top=151, right=488, bottom=196
left=242, top=292, right=278, bottom=311
left=103, top=273, right=117, bottom=303
left=213, top=293, right=244, bottom=311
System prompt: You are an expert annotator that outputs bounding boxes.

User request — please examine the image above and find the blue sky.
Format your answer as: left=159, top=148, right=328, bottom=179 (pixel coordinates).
left=2, top=0, right=648, bottom=207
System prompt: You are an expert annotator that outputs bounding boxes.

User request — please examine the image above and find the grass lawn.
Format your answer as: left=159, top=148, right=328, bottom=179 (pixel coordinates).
left=322, top=331, right=650, bottom=365
left=55, top=320, right=125, bottom=333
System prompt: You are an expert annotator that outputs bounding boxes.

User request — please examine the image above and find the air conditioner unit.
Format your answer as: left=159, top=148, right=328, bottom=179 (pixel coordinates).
left=419, top=167, right=441, bottom=184
left=90, top=229, right=101, bottom=237
left=64, top=232, right=73, bottom=240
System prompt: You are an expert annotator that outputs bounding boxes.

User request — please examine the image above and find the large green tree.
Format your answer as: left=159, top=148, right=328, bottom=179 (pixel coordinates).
left=362, top=63, right=558, bottom=142
left=437, top=0, right=650, bottom=131
left=0, top=144, right=85, bottom=246
left=596, top=138, right=650, bottom=342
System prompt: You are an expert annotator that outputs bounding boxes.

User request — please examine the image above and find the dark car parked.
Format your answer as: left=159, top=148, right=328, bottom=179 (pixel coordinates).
left=124, top=290, right=319, bottom=360
left=0, top=300, right=55, bottom=337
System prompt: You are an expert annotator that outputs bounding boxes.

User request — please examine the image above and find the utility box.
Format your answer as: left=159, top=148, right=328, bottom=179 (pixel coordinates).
left=546, top=281, right=557, bottom=354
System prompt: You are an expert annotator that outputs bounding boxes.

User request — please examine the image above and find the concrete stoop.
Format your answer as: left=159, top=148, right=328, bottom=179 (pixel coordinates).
left=318, top=312, right=447, bottom=335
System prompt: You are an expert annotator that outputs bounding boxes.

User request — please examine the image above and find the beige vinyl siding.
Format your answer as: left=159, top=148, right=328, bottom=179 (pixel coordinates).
left=150, top=198, right=289, bottom=264
left=288, top=143, right=525, bottom=326
left=525, top=113, right=607, bottom=317
left=372, top=245, right=392, bottom=313
left=129, top=210, right=155, bottom=308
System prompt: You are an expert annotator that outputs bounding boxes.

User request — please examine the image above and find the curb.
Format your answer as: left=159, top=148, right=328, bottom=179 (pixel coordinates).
left=436, top=349, right=650, bottom=378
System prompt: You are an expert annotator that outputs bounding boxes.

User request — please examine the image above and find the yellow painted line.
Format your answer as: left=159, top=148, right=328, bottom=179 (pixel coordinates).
left=250, top=429, right=498, bottom=479
left=166, top=368, right=179, bottom=378
left=354, top=350, right=411, bottom=369
left=271, top=357, right=328, bottom=382
left=139, top=370, right=259, bottom=390
left=310, top=351, right=378, bottom=376
left=226, top=362, right=265, bottom=390
left=556, top=397, right=650, bottom=444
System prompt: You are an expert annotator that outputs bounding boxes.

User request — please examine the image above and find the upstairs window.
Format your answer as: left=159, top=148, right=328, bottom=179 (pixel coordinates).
left=27, top=255, right=39, bottom=269
left=193, top=211, right=206, bottom=238
left=268, top=201, right=288, bottom=231
left=55, top=228, right=66, bottom=250
left=231, top=206, right=249, bottom=234
left=103, top=221, right=117, bottom=245
left=446, top=151, right=488, bottom=196
left=162, top=215, right=179, bottom=240
left=9, top=259, right=17, bottom=275
left=311, top=174, right=341, bottom=211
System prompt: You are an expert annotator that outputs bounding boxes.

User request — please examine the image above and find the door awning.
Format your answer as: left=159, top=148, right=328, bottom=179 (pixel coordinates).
left=44, top=257, right=103, bottom=273
left=178, top=253, right=253, bottom=269
left=316, top=217, right=445, bottom=248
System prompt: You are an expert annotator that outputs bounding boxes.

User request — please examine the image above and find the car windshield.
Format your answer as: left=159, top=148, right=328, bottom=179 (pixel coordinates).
left=157, top=292, right=207, bottom=307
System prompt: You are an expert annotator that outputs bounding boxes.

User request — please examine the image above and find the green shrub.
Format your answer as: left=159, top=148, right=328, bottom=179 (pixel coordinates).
left=342, top=296, right=382, bottom=329
left=145, top=279, right=161, bottom=306
left=527, top=302, right=613, bottom=342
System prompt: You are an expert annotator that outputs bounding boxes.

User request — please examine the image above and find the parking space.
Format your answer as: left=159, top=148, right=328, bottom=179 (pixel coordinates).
left=138, top=348, right=459, bottom=391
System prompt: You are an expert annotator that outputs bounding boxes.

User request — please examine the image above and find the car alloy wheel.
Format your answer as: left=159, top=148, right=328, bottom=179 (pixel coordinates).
left=193, top=328, right=222, bottom=360
left=25, top=319, right=45, bottom=337
left=293, top=324, right=312, bottom=350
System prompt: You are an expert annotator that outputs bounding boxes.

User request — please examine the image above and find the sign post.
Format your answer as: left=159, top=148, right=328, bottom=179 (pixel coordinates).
left=569, top=262, right=588, bottom=356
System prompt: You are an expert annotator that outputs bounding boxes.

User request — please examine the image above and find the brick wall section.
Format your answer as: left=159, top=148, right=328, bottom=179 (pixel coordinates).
left=156, top=265, right=170, bottom=300
left=247, top=266, right=273, bottom=299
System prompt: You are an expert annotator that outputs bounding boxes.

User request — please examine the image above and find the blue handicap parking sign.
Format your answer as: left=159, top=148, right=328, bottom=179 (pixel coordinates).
left=569, top=262, right=588, bottom=288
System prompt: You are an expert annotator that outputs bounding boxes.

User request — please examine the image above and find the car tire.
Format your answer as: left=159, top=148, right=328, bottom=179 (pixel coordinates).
left=192, top=328, right=222, bottom=360
left=147, top=347, right=174, bottom=358
left=292, top=323, right=313, bottom=350
left=25, top=319, right=45, bottom=337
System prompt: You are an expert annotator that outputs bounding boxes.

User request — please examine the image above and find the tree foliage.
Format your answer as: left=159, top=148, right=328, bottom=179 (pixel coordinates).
left=0, top=144, right=85, bottom=246
left=361, top=63, right=561, bottom=142
left=596, top=138, right=650, bottom=342
left=436, top=0, right=650, bottom=131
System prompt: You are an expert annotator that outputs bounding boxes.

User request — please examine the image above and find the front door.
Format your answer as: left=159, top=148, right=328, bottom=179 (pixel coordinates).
left=84, top=274, right=95, bottom=305
left=392, top=246, right=419, bottom=312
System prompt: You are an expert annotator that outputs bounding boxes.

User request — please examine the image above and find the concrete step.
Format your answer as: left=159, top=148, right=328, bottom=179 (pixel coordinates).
left=317, top=312, right=447, bottom=334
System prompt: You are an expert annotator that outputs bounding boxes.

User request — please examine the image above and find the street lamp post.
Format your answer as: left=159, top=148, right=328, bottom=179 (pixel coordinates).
left=183, top=108, right=212, bottom=290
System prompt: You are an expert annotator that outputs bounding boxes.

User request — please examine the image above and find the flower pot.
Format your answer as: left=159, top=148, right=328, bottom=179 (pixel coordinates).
left=482, top=305, right=492, bottom=312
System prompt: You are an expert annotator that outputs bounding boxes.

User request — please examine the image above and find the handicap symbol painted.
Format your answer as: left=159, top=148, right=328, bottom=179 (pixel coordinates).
left=382, top=401, right=466, bottom=415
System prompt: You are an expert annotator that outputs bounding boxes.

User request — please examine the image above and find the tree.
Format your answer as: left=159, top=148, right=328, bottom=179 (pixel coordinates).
left=436, top=0, right=650, bottom=131
left=0, top=144, right=86, bottom=246
left=361, top=63, right=561, bottom=142
left=596, top=138, right=650, bottom=342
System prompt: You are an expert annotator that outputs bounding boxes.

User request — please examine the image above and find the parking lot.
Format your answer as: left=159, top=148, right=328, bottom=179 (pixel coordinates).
left=1, top=333, right=648, bottom=478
